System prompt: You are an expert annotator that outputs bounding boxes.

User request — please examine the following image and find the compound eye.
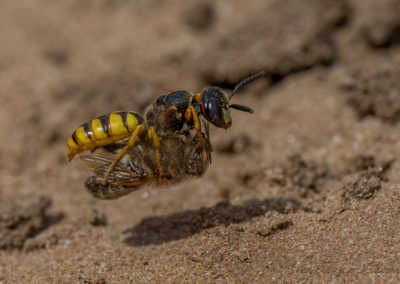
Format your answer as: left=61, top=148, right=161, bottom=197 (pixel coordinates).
left=202, top=87, right=231, bottom=128
left=204, top=96, right=224, bottom=126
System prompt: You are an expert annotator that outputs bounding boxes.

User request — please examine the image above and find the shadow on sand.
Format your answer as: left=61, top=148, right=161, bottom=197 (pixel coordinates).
left=123, top=197, right=300, bottom=247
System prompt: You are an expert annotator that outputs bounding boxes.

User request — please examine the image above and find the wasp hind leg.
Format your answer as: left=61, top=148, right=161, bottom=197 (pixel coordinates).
left=148, top=127, right=163, bottom=182
left=101, top=124, right=146, bottom=185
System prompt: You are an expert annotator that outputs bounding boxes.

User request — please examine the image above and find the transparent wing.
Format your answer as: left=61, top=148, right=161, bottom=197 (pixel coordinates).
left=79, top=152, right=158, bottom=186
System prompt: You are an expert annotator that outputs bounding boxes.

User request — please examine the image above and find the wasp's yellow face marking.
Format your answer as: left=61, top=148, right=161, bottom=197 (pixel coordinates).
left=221, top=106, right=232, bottom=129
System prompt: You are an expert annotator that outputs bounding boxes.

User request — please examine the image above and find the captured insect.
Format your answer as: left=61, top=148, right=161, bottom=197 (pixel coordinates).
left=67, top=71, right=265, bottom=199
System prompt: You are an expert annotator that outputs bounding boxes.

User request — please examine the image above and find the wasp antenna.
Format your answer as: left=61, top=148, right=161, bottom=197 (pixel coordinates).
left=229, top=71, right=265, bottom=100
left=230, top=104, right=254, bottom=113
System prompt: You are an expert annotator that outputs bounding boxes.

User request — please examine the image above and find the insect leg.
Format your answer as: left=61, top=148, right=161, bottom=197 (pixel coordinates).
left=203, top=120, right=212, bottom=163
left=128, top=160, right=144, bottom=175
left=185, top=106, right=207, bottom=161
left=203, top=120, right=213, bottom=151
left=148, top=127, right=163, bottom=181
left=101, top=124, right=146, bottom=185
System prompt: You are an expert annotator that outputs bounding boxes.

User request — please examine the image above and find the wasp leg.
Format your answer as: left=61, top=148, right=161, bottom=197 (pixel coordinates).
left=148, top=127, right=163, bottom=182
left=128, top=160, right=144, bottom=175
left=204, top=120, right=213, bottom=152
left=101, top=124, right=146, bottom=185
left=185, top=106, right=207, bottom=161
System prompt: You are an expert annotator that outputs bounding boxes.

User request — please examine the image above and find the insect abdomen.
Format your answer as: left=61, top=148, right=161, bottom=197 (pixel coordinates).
left=67, top=111, right=144, bottom=160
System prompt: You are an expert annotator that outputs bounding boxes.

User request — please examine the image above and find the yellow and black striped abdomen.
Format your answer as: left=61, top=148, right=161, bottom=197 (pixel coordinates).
left=67, top=111, right=144, bottom=160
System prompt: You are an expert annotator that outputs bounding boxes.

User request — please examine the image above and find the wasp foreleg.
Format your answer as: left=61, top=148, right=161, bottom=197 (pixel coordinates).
left=185, top=106, right=207, bottom=161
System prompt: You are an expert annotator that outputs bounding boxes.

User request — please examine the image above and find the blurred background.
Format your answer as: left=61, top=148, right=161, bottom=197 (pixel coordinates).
left=1, top=0, right=400, bottom=282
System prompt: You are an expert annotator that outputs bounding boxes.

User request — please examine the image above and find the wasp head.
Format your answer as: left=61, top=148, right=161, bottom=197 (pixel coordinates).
left=200, top=71, right=265, bottom=129
left=201, top=87, right=232, bottom=129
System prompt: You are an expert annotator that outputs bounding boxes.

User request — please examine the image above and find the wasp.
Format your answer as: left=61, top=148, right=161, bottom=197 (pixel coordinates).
left=67, top=71, right=264, bottom=199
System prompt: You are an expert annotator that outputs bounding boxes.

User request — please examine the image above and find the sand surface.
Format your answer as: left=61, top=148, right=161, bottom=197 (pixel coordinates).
left=1, top=0, right=400, bottom=282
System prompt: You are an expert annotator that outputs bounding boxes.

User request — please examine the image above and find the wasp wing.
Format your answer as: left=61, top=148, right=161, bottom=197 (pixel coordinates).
left=78, top=151, right=158, bottom=199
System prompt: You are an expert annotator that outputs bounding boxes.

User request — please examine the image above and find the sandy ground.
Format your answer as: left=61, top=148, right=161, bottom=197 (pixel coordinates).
left=1, top=0, right=400, bottom=283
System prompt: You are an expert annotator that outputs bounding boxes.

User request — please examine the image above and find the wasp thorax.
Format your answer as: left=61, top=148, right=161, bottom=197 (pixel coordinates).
left=201, top=87, right=232, bottom=129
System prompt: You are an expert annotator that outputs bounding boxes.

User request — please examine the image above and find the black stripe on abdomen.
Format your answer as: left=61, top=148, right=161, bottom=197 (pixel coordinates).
left=115, top=111, right=129, bottom=131
left=129, top=111, right=144, bottom=124
left=98, top=114, right=110, bottom=136
left=72, top=130, right=79, bottom=145
left=82, top=121, right=92, bottom=138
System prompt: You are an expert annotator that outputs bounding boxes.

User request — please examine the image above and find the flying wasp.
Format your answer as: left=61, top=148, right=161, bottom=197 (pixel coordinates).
left=67, top=71, right=265, bottom=199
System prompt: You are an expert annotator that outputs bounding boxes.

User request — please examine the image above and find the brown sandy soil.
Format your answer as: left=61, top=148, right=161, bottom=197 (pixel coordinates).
left=1, top=0, right=400, bottom=282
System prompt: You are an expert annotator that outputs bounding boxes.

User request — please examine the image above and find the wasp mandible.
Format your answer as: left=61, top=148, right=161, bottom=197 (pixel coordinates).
left=67, top=71, right=264, bottom=197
